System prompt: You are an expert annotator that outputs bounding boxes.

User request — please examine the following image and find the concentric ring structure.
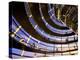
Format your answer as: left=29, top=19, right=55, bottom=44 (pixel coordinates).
left=9, top=2, right=78, bottom=59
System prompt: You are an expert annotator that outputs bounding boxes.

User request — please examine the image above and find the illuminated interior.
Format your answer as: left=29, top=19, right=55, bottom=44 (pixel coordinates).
left=9, top=2, right=78, bottom=58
